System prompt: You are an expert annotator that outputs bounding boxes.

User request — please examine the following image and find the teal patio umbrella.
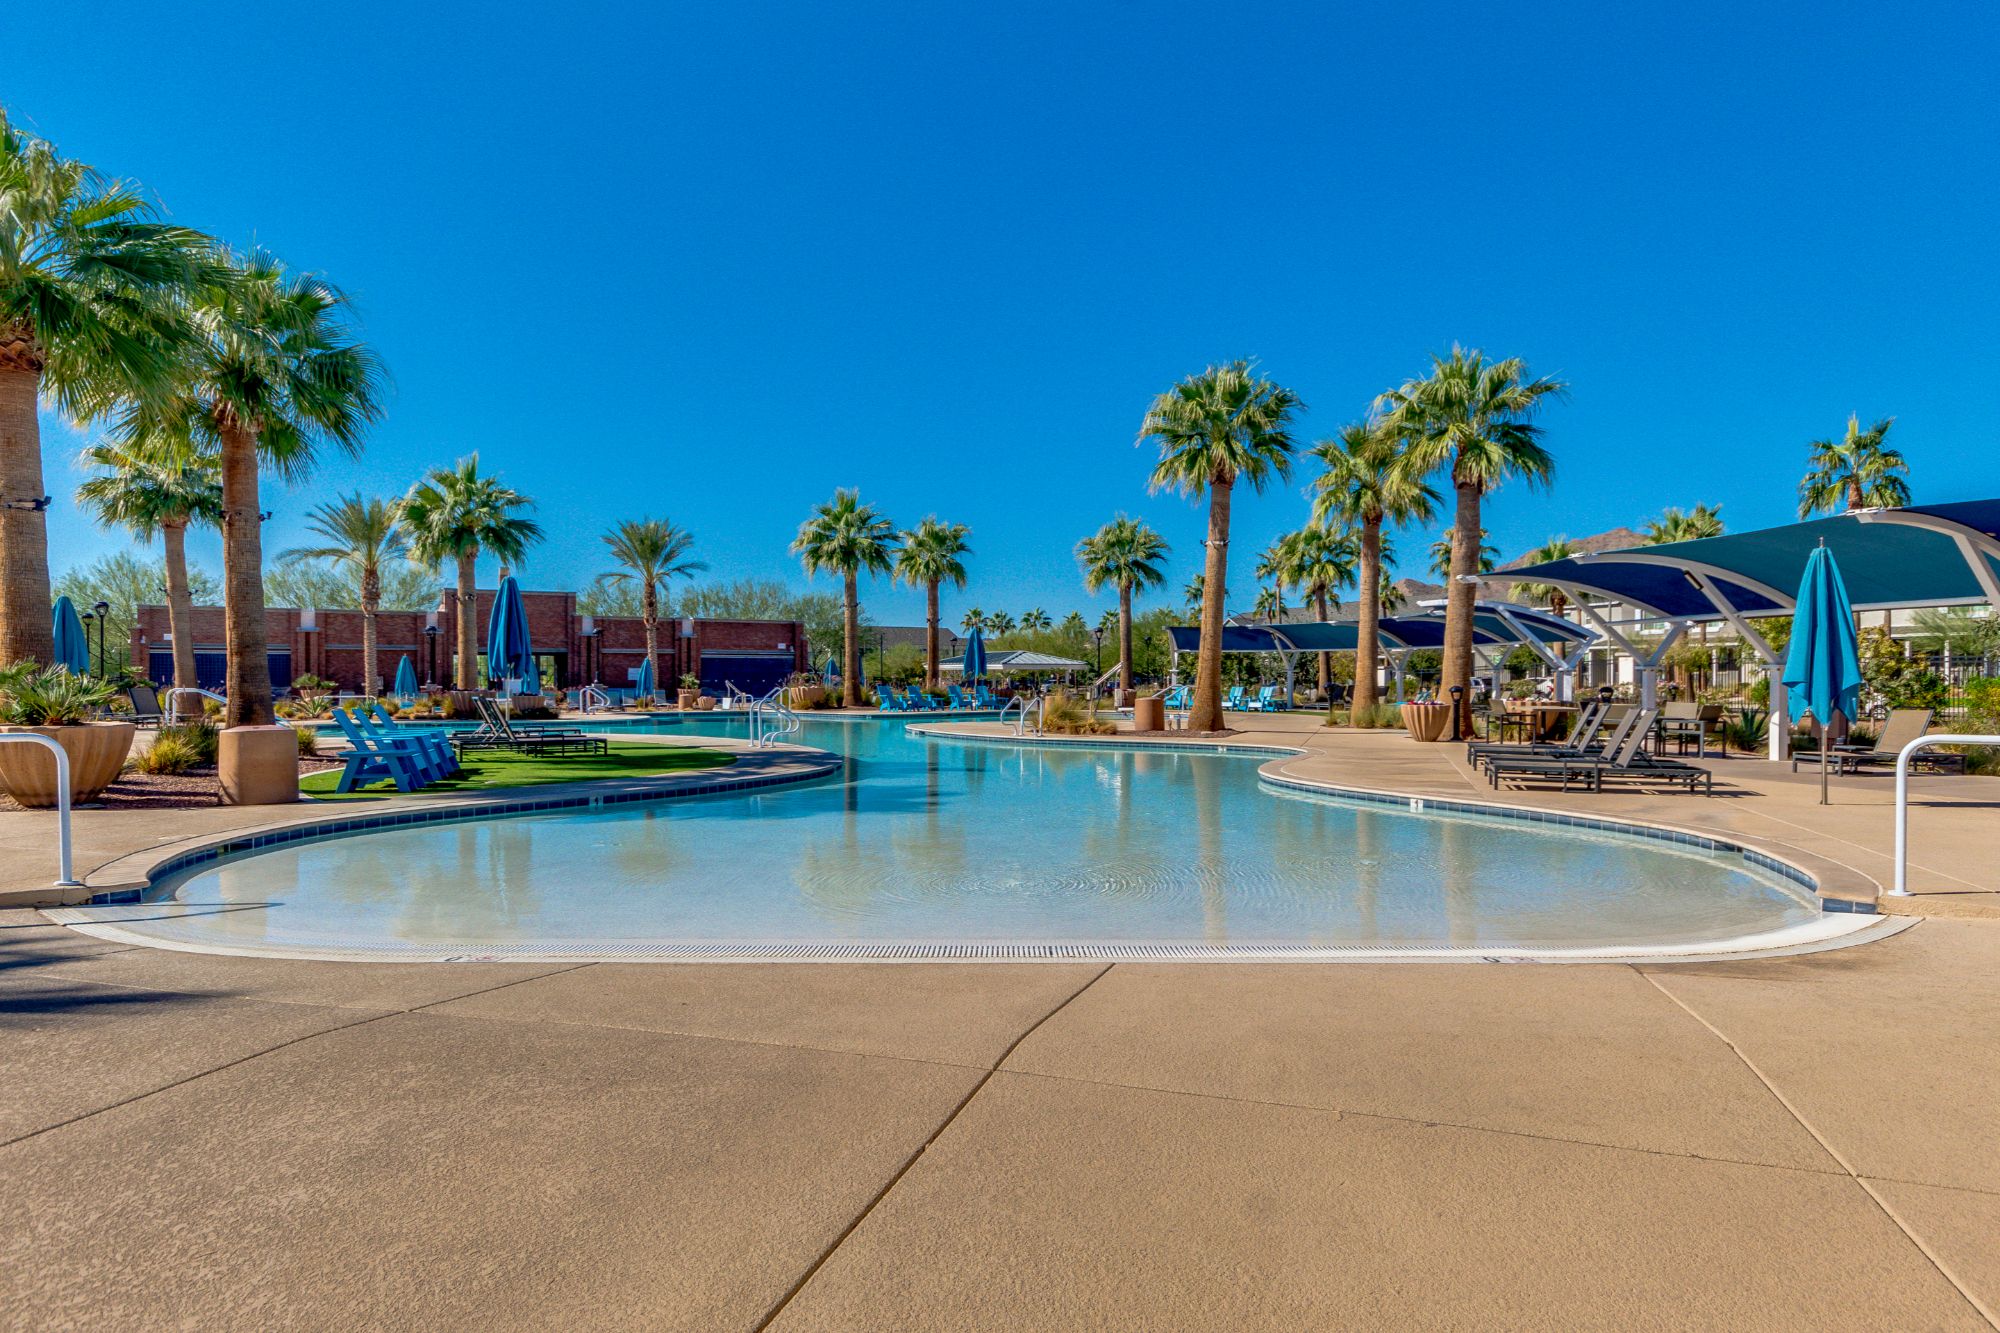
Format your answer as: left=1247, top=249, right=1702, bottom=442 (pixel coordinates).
left=523, top=653, right=543, bottom=697
left=961, top=626, right=988, bottom=682
left=1781, top=543, right=1864, bottom=806
left=822, top=653, right=839, bottom=680
left=393, top=654, right=419, bottom=703
left=50, top=597, right=90, bottom=675
left=485, top=576, right=533, bottom=688
left=635, top=655, right=655, bottom=701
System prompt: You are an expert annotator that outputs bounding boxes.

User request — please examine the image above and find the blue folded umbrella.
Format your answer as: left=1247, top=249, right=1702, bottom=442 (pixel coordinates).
left=51, top=596, right=90, bottom=675
left=1782, top=544, right=1864, bottom=804
left=486, top=576, right=533, bottom=686
left=394, top=654, right=419, bottom=702
left=635, top=656, right=656, bottom=699
left=961, top=626, right=987, bottom=681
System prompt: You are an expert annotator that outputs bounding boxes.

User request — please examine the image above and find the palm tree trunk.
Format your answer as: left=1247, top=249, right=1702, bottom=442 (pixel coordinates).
left=360, top=565, right=380, bottom=696
left=642, top=577, right=659, bottom=696
left=455, top=551, right=478, bottom=689
left=1118, top=582, right=1134, bottom=694
left=1314, top=588, right=1331, bottom=694
left=1441, top=478, right=1482, bottom=731
left=161, top=519, right=200, bottom=719
left=925, top=580, right=940, bottom=689
left=1190, top=478, right=1233, bottom=732
left=1349, top=517, right=1383, bottom=723
left=0, top=361, right=55, bottom=666
left=842, top=571, right=861, bottom=708
left=219, top=424, right=276, bottom=727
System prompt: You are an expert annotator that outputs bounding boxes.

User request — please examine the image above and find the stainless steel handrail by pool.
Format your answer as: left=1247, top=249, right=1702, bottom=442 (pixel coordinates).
left=0, top=734, right=82, bottom=886
left=1890, top=733, right=1997, bottom=898
left=1000, top=694, right=1045, bottom=737
left=166, top=686, right=226, bottom=721
left=577, top=684, right=611, bottom=714
left=748, top=684, right=802, bottom=748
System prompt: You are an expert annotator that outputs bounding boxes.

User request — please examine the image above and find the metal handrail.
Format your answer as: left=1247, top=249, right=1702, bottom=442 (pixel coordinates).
left=1000, top=694, right=1045, bottom=737
left=166, top=686, right=226, bottom=720
left=748, top=684, right=803, bottom=748
left=1890, top=734, right=1996, bottom=897
left=577, top=684, right=610, bottom=714
left=0, top=734, right=81, bottom=886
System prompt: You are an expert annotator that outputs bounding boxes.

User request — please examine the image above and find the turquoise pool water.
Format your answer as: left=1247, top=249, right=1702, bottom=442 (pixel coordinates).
left=110, top=716, right=1831, bottom=958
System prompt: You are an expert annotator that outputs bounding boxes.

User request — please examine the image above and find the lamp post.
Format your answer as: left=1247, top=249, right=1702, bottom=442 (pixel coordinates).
left=1091, top=626, right=1103, bottom=678
left=77, top=610, right=95, bottom=674
left=92, top=600, right=110, bottom=675
left=423, top=624, right=439, bottom=689
left=1448, top=684, right=1465, bottom=743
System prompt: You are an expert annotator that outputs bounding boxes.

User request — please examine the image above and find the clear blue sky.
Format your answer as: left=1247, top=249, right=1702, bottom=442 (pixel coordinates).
left=9, top=1, right=1998, bottom=624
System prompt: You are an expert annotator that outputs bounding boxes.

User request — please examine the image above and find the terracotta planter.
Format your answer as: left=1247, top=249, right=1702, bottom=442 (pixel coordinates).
left=0, top=721, right=136, bottom=806
left=694, top=696, right=718, bottom=711
left=676, top=689, right=700, bottom=710
left=1399, top=701, right=1452, bottom=743
left=787, top=684, right=825, bottom=709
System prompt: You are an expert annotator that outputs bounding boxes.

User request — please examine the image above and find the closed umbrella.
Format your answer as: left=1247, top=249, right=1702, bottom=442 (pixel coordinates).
left=1781, top=543, right=1864, bottom=806
left=961, top=626, right=987, bottom=682
left=822, top=653, right=839, bottom=681
left=635, top=655, right=656, bottom=702
left=393, top=654, right=419, bottom=703
left=51, top=597, right=90, bottom=675
left=485, top=576, right=533, bottom=689
left=523, top=654, right=543, bottom=697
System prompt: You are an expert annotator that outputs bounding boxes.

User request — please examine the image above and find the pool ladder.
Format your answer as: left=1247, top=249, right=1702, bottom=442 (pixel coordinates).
left=748, top=685, right=803, bottom=748
left=999, top=694, right=1044, bottom=736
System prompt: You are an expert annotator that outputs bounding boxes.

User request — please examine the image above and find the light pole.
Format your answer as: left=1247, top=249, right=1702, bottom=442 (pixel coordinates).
left=92, top=600, right=110, bottom=675
left=1091, top=626, right=1103, bottom=678
left=423, top=624, right=439, bottom=689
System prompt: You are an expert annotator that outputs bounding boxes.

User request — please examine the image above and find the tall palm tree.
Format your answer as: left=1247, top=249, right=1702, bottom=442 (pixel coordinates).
left=1644, top=503, right=1725, bottom=543
left=1383, top=347, right=1564, bottom=728
left=1429, top=529, right=1497, bottom=581
left=1313, top=418, right=1437, bottom=722
left=1, top=113, right=211, bottom=664
left=400, top=456, right=542, bottom=690
left=960, top=606, right=984, bottom=634
left=1509, top=535, right=1578, bottom=619
left=986, top=610, right=1017, bottom=640
left=598, top=518, right=706, bottom=697
left=1799, top=415, right=1909, bottom=517
left=1077, top=515, right=1169, bottom=693
left=1020, top=608, right=1051, bottom=632
left=121, top=249, right=384, bottom=727
left=1058, top=610, right=1088, bottom=639
left=278, top=494, right=419, bottom=697
left=792, top=489, right=896, bottom=707
left=1140, top=361, right=1302, bottom=731
left=75, top=439, right=221, bottom=713
left=1263, top=524, right=1356, bottom=694
left=894, top=516, right=971, bottom=688
left=1252, top=586, right=1285, bottom=621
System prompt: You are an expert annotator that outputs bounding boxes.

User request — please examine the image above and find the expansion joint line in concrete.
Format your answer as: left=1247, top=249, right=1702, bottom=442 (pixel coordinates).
left=0, top=962, right=598, bottom=1153
left=752, top=962, right=1116, bottom=1330
left=1638, top=962, right=1998, bottom=1330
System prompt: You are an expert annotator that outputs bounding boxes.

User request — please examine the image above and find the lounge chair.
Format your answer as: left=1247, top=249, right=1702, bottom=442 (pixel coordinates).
left=363, top=704, right=461, bottom=776
left=455, top=697, right=606, bottom=757
left=1467, top=702, right=1612, bottom=770
left=1485, top=710, right=1713, bottom=795
left=127, top=682, right=167, bottom=724
left=1793, top=708, right=1962, bottom=775
left=344, top=709, right=454, bottom=784
left=1223, top=686, right=1247, bottom=711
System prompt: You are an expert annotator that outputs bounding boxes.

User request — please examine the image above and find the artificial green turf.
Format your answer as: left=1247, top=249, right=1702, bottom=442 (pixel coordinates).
left=300, top=739, right=733, bottom=800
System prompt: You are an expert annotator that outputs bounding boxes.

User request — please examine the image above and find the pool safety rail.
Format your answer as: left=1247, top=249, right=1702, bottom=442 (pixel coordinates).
left=0, top=733, right=81, bottom=886
left=999, top=693, right=1044, bottom=736
left=1891, top=733, right=1998, bottom=897
left=748, top=684, right=802, bottom=748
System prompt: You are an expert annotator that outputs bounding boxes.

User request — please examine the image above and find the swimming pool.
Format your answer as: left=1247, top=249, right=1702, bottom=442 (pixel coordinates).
left=56, top=715, right=1870, bottom=961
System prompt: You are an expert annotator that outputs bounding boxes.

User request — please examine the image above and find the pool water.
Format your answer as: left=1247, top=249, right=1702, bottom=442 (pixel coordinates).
left=109, top=716, right=1830, bottom=958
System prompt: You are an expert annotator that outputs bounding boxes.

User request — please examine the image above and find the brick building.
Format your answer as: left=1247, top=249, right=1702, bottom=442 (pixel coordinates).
left=130, top=588, right=808, bottom=698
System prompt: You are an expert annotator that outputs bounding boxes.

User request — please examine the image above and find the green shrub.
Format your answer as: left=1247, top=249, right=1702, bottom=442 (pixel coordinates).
left=132, top=731, right=206, bottom=775
left=1721, top=711, right=1770, bottom=753
left=1746, top=676, right=1770, bottom=708
left=293, top=724, right=321, bottom=757
left=0, top=664, right=119, bottom=725
left=157, top=722, right=219, bottom=765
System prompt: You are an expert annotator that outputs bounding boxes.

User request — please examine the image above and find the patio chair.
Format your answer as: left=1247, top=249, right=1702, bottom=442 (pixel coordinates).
left=455, top=697, right=606, bottom=758
left=1481, top=700, right=1534, bottom=744
left=127, top=682, right=167, bottom=724
left=1793, top=708, right=1961, bottom=775
left=1469, top=705, right=1639, bottom=775
left=331, top=710, right=438, bottom=793
left=1485, top=711, right=1712, bottom=795
left=1466, top=701, right=1610, bottom=769
left=344, top=709, right=455, bottom=784
left=975, top=685, right=1003, bottom=709
left=364, top=704, right=461, bottom=776
left=1223, top=686, right=1247, bottom=711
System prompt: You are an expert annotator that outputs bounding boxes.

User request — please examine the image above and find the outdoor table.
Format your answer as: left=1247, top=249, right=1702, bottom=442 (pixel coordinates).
left=1401, top=701, right=1452, bottom=743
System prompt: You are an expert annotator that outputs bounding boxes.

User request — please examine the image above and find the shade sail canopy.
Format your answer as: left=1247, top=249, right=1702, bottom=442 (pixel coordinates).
left=940, top=648, right=1087, bottom=672
left=1501, top=499, right=2000, bottom=622
left=1167, top=604, right=1594, bottom=655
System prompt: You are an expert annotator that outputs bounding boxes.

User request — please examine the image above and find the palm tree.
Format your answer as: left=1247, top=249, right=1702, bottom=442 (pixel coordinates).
left=1799, top=415, right=1909, bottom=518
left=277, top=495, right=419, bottom=697
left=1141, top=361, right=1302, bottom=731
left=1252, top=586, right=1285, bottom=621
left=894, top=517, right=971, bottom=688
left=1181, top=574, right=1209, bottom=614
left=1313, top=418, right=1437, bottom=722
left=792, top=489, right=896, bottom=707
left=1644, top=503, right=1724, bottom=544
left=1383, top=347, right=1564, bottom=728
left=960, top=606, right=985, bottom=634
left=1058, top=610, right=1088, bottom=639
left=1509, top=535, right=1578, bottom=619
left=75, top=439, right=221, bottom=713
left=1077, top=515, right=1169, bottom=693
left=119, top=250, right=384, bottom=727
left=599, top=518, right=706, bottom=697
left=986, top=610, right=1017, bottom=640
left=1429, top=529, right=1497, bottom=581
left=1263, top=524, right=1356, bottom=695
left=400, top=455, right=542, bottom=690
left=1020, top=608, right=1051, bottom=632
left=1, top=113, right=211, bottom=664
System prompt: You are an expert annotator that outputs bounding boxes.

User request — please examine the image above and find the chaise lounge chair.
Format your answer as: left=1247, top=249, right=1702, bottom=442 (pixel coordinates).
left=1792, top=708, right=1962, bottom=775
left=455, top=697, right=607, bottom=758
left=1482, top=710, right=1714, bottom=795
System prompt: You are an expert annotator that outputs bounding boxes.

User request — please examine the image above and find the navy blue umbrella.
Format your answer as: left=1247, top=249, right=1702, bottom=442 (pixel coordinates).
left=51, top=596, right=90, bottom=674
left=486, top=576, right=533, bottom=687
left=1781, top=543, right=1864, bottom=805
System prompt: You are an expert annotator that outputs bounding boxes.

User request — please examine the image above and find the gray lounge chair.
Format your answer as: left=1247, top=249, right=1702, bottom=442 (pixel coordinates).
left=1485, top=710, right=1714, bottom=795
left=453, top=696, right=606, bottom=758
left=1467, top=703, right=1625, bottom=772
left=1792, top=708, right=1961, bottom=775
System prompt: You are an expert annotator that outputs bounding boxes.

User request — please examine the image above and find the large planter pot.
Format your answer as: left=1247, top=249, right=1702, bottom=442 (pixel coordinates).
left=694, top=696, right=718, bottom=711
left=1399, top=701, right=1452, bottom=743
left=676, top=689, right=700, bottom=710
left=0, top=721, right=136, bottom=807
left=787, top=683, right=826, bottom=709
left=219, top=725, right=299, bottom=806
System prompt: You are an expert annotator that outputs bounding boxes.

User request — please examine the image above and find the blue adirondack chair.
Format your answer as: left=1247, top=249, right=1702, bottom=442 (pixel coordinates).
left=346, top=709, right=450, bottom=784
left=332, top=710, right=434, bottom=793
left=365, top=704, right=460, bottom=775
left=1223, top=686, right=1247, bottom=710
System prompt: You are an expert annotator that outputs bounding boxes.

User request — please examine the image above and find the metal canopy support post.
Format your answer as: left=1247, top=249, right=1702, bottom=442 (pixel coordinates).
left=1682, top=569, right=1789, bottom=760
left=1387, top=649, right=1412, bottom=702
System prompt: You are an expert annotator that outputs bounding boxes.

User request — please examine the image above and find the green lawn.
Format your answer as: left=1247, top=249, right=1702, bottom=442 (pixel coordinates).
left=301, top=740, right=734, bottom=801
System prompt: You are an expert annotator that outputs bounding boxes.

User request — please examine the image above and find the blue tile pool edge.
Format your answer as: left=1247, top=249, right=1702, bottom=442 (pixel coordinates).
left=82, top=753, right=846, bottom=907
left=908, top=725, right=1859, bottom=916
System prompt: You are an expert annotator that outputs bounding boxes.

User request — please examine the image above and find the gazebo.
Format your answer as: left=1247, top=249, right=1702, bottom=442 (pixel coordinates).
left=1500, top=499, right=2000, bottom=757
left=938, top=648, right=1089, bottom=675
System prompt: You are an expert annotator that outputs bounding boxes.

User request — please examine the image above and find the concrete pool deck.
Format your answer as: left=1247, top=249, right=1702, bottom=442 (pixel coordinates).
left=3, top=717, right=1997, bottom=1327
